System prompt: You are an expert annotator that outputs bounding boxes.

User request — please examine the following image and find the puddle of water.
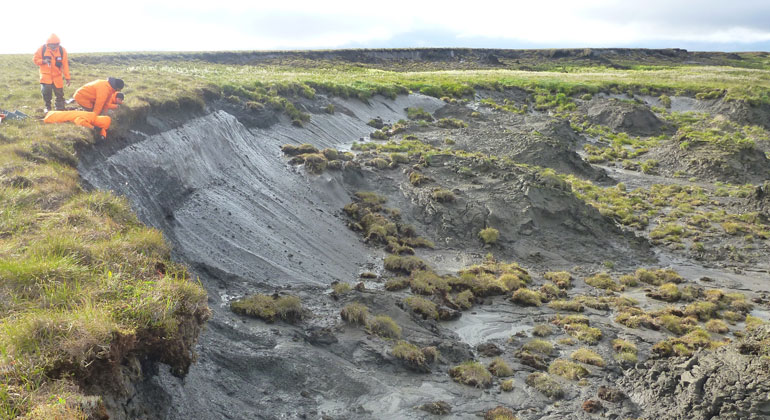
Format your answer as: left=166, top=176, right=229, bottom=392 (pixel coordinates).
left=751, top=309, right=770, bottom=321
left=445, top=307, right=531, bottom=347
left=656, top=251, right=770, bottom=294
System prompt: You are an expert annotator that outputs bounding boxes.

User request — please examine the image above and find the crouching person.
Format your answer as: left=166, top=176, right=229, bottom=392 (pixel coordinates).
left=43, top=110, right=111, bottom=139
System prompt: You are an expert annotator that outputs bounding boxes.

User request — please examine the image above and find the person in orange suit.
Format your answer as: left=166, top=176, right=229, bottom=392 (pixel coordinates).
left=105, top=92, right=125, bottom=111
left=43, top=110, right=112, bottom=139
left=33, top=34, right=71, bottom=112
left=73, top=78, right=124, bottom=116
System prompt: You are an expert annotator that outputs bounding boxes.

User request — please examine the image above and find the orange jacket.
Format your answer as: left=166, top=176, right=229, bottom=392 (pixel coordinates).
left=73, top=80, right=116, bottom=116
left=44, top=110, right=111, bottom=137
left=33, top=43, right=70, bottom=88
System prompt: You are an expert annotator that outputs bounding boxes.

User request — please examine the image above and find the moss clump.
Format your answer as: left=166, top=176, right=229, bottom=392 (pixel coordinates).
left=406, top=107, right=434, bottom=121
left=501, top=379, right=514, bottom=392
left=484, top=406, right=518, bottom=420
left=544, top=271, right=572, bottom=289
left=390, top=152, right=409, bottom=164
left=368, top=157, right=391, bottom=169
left=652, top=327, right=726, bottom=358
left=432, top=188, right=456, bottom=202
left=405, top=296, right=439, bottom=320
left=409, top=270, right=450, bottom=295
left=231, top=294, right=303, bottom=323
left=705, top=319, right=729, bottom=333
left=487, top=357, right=514, bottom=377
left=478, top=227, right=500, bottom=245
left=449, top=361, right=493, bottom=388
left=340, top=302, right=370, bottom=326
left=655, top=311, right=697, bottom=335
left=614, top=306, right=658, bottom=330
left=552, top=315, right=602, bottom=344
left=548, top=359, right=589, bottom=380
left=384, top=255, right=428, bottom=274
left=332, top=282, right=352, bottom=296
left=511, top=288, right=545, bottom=307
left=570, top=348, right=605, bottom=367
left=366, top=315, right=402, bottom=339
left=409, top=171, right=430, bottom=186
left=384, top=277, right=410, bottom=291
left=618, top=274, right=639, bottom=287
left=391, top=341, right=434, bottom=372
left=548, top=299, right=584, bottom=312
left=280, top=143, right=318, bottom=156
left=522, top=339, right=555, bottom=356
left=437, top=118, right=468, bottom=129
left=650, top=282, right=682, bottom=302
left=532, top=324, right=554, bottom=337
left=585, top=273, right=622, bottom=292
left=370, top=130, right=388, bottom=140
left=684, top=301, right=719, bottom=321
left=540, top=283, right=565, bottom=300
left=526, top=372, right=564, bottom=399
left=634, top=268, right=684, bottom=286
left=454, top=289, right=475, bottom=310
left=611, top=338, right=638, bottom=364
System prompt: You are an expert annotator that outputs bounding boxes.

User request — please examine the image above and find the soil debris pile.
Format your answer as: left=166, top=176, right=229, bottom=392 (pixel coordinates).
left=620, top=326, right=770, bottom=420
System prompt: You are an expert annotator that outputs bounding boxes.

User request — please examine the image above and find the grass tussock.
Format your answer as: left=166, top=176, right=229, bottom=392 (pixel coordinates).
left=340, top=302, right=370, bottom=325
left=570, top=348, right=605, bottom=367
left=484, top=406, right=518, bottom=420
left=366, top=315, right=402, bottom=339
left=391, top=340, right=436, bottom=372
left=487, top=357, right=514, bottom=377
left=548, top=359, right=590, bottom=380
left=0, top=89, right=208, bottom=417
left=231, top=294, right=303, bottom=323
left=449, top=361, right=493, bottom=388
left=526, top=372, right=564, bottom=399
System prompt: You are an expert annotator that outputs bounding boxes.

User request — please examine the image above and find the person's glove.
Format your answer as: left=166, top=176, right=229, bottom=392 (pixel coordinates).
left=55, top=57, right=62, bottom=68
left=43, top=57, right=51, bottom=65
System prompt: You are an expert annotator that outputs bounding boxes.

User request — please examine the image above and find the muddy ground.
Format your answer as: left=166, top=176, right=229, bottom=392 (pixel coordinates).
left=78, top=89, right=770, bottom=419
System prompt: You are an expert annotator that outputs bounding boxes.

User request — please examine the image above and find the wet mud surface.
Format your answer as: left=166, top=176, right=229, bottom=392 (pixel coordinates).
left=78, top=91, right=770, bottom=419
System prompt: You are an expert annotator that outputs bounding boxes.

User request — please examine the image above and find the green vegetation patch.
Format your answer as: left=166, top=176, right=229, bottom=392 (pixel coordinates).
left=449, top=361, right=493, bottom=388
left=526, top=372, right=564, bottom=399
left=366, top=315, right=402, bottom=339
left=548, top=359, right=590, bottom=380
left=231, top=294, right=303, bottom=323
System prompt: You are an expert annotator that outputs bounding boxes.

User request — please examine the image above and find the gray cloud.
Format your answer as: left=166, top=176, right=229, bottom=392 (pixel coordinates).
left=576, top=1, right=770, bottom=32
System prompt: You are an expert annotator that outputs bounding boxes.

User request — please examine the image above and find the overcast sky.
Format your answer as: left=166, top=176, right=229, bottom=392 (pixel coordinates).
left=3, top=0, right=770, bottom=54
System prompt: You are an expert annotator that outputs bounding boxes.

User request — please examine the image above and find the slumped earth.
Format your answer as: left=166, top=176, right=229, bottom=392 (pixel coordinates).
left=79, top=79, right=770, bottom=419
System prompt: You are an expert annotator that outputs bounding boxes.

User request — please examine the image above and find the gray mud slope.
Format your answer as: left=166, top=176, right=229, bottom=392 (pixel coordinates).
left=82, top=95, right=504, bottom=419
left=77, top=91, right=770, bottom=420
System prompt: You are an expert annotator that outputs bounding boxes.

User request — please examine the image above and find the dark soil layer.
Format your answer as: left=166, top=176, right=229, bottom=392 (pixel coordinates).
left=71, top=48, right=766, bottom=71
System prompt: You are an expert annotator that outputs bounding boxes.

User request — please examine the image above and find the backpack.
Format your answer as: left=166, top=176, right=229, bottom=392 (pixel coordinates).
left=41, top=44, right=63, bottom=58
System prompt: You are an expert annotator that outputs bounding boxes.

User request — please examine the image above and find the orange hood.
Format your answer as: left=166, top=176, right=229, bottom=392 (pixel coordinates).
left=47, top=34, right=60, bottom=44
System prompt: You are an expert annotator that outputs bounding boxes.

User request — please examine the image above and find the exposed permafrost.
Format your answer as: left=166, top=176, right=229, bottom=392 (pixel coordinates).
left=77, top=95, right=469, bottom=419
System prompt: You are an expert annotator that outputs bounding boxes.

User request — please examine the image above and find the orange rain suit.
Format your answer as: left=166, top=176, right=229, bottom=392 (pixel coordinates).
left=73, top=80, right=117, bottom=116
left=44, top=110, right=112, bottom=137
left=33, top=34, right=70, bottom=89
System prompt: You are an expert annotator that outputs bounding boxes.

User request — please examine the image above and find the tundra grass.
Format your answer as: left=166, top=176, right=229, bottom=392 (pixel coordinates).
left=0, top=58, right=213, bottom=418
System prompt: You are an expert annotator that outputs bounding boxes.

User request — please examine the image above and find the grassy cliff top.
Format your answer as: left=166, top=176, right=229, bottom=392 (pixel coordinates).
left=0, top=57, right=209, bottom=419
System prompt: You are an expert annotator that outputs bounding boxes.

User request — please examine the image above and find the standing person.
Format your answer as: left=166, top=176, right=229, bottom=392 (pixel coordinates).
left=33, top=34, right=70, bottom=112
left=73, top=78, right=124, bottom=116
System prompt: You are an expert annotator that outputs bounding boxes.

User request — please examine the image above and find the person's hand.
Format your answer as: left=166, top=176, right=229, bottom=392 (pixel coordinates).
left=65, top=79, right=71, bottom=87
left=43, top=57, right=51, bottom=65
